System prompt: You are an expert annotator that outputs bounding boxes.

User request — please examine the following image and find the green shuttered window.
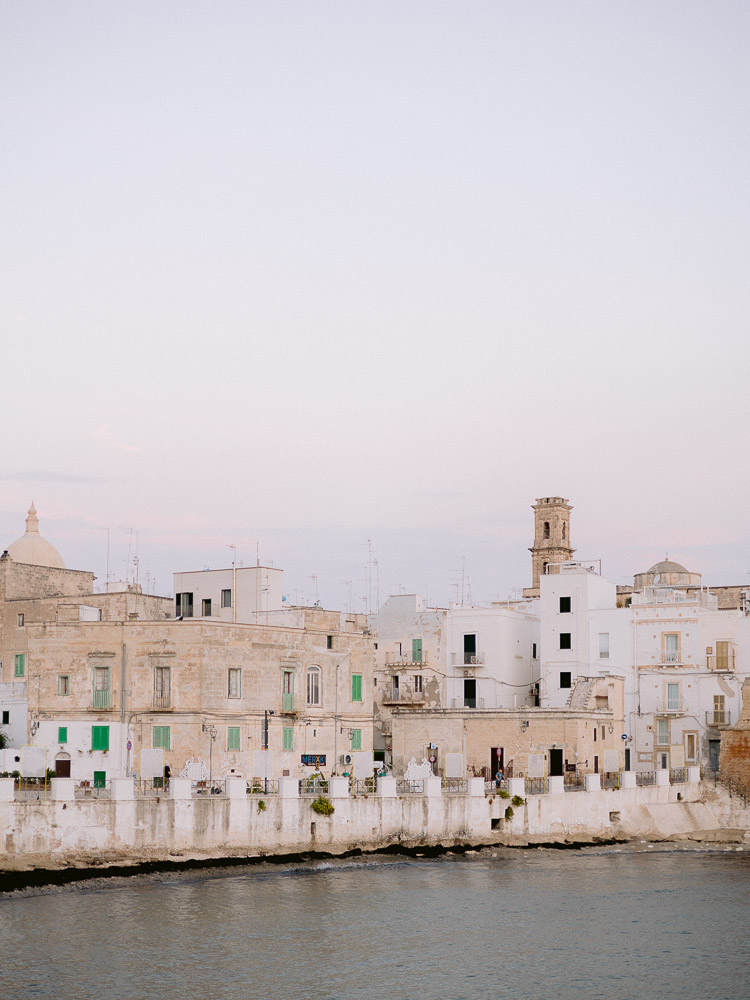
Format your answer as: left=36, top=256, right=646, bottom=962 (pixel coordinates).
left=91, top=726, right=109, bottom=751
left=351, top=674, right=362, bottom=702
left=58, top=726, right=67, bottom=743
left=14, top=653, right=25, bottom=677
left=153, top=726, right=171, bottom=750
left=227, top=727, right=241, bottom=751
left=351, top=729, right=362, bottom=751
left=282, top=727, right=294, bottom=751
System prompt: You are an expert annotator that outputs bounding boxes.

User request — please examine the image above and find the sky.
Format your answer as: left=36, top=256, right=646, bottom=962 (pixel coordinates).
left=1, top=2, right=749, bottom=610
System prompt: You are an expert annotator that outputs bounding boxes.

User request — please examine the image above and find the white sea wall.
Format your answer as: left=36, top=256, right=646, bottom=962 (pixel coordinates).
left=1, top=776, right=747, bottom=864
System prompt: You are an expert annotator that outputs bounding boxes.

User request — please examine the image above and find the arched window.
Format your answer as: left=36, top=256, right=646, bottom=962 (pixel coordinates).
left=306, top=666, right=321, bottom=706
left=543, top=521, right=550, bottom=539
left=543, top=562, right=549, bottom=576
left=562, top=523, right=566, bottom=540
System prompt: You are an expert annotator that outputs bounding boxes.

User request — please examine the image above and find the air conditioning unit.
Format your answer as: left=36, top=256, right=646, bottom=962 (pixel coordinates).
left=706, top=646, right=713, bottom=655
left=463, top=668, right=474, bottom=677
left=339, top=753, right=354, bottom=766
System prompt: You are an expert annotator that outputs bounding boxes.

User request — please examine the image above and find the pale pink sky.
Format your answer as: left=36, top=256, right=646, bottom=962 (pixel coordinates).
left=2, top=3, right=749, bottom=609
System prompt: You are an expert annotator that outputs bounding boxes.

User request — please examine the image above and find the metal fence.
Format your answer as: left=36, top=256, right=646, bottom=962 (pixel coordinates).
left=350, top=778, right=377, bottom=795
left=191, top=780, right=226, bottom=797
left=137, top=779, right=168, bottom=797
left=74, top=780, right=111, bottom=799
left=247, top=779, right=279, bottom=795
left=396, top=779, right=424, bottom=795
left=442, top=778, right=467, bottom=794
left=15, top=780, right=49, bottom=801
left=601, top=773, right=620, bottom=790
left=636, top=771, right=657, bottom=787
left=485, top=779, right=510, bottom=795
left=526, top=778, right=549, bottom=795
left=669, top=768, right=688, bottom=784
left=299, top=778, right=329, bottom=796
left=564, top=773, right=586, bottom=792
left=709, top=771, right=749, bottom=806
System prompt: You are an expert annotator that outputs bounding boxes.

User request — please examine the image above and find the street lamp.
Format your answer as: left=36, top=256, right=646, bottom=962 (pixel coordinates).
left=202, top=722, right=217, bottom=786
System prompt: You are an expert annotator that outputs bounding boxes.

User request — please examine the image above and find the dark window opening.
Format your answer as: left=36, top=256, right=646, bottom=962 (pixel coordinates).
left=326, top=635, right=333, bottom=649
left=464, top=678, right=477, bottom=709
left=543, top=521, right=550, bottom=539
left=560, top=672, right=572, bottom=689
left=559, top=596, right=571, bottom=613
left=202, top=599, right=212, bottom=616
left=560, top=633, right=571, bottom=650
left=175, top=592, right=193, bottom=618
left=464, top=634, right=477, bottom=665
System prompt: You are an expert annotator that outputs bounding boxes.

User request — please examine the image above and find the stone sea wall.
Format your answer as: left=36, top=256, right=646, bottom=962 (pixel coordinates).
left=2, top=770, right=748, bottom=870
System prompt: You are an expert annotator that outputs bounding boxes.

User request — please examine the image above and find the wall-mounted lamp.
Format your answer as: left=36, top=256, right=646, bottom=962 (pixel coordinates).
left=30, top=720, right=40, bottom=737
left=521, top=720, right=529, bottom=731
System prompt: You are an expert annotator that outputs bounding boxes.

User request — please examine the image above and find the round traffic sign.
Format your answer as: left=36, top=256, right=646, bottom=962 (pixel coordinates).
left=429, top=754, right=436, bottom=763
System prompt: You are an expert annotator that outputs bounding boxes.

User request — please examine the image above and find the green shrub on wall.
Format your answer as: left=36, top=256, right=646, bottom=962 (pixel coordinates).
left=311, top=796, right=335, bottom=815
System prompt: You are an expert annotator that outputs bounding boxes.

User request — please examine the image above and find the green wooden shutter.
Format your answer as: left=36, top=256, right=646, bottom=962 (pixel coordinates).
left=92, top=726, right=109, bottom=751
left=351, top=729, right=362, bottom=751
left=58, top=726, right=67, bottom=743
left=282, top=727, right=294, bottom=751
left=351, top=674, right=362, bottom=702
left=153, top=726, right=171, bottom=750
left=14, top=653, right=25, bottom=677
left=93, top=771, right=106, bottom=789
left=412, top=638, right=422, bottom=663
left=227, top=727, right=241, bottom=751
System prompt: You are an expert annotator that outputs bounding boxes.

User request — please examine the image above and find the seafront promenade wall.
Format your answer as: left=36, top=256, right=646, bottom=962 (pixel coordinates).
left=2, top=769, right=745, bottom=867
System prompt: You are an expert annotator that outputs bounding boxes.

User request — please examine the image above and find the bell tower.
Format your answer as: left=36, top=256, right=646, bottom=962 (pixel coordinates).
left=522, top=497, right=574, bottom=597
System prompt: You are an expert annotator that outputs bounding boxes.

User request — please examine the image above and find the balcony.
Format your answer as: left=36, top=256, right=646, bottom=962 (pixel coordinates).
left=92, top=690, right=110, bottom=710
left=153, top=694, right=171, bottom=711
left=707, top=650, right=736, bottom=671
left=451, top=651, right=486, bottom=667
left=384, top=653, right=428, bottom=668
left=706, top=711, right=731, bottom=727
left=382, top=689, right=425, bottom=707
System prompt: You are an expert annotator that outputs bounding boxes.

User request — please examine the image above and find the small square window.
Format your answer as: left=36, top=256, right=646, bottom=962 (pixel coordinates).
left=221, top=589, right=232, bottom=609
left=17, top=613, right=24, bottom=627
left=559, top=633, right=572, bottom=650
left=2, top=710, right=9, bottom=725
left=559, top=597, right=571, bottom=613
left=560, top=672, right=572, bottom=689
left=58, top=675, right=70, bottom=696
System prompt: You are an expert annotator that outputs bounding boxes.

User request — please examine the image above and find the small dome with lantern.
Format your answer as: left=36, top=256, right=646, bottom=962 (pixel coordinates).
left=6, top=503, right=66, bottom=569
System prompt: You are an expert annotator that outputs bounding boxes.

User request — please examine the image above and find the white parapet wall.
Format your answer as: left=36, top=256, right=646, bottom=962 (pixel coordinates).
left=0, top=778, right=740, bottom=866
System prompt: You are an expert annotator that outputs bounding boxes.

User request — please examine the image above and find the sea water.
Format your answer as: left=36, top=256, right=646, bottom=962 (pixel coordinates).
left=2, top=846, right=749, bottom=1000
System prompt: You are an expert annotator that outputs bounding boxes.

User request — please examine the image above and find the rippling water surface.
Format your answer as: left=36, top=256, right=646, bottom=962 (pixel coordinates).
left=2, top=848, right=750, bottom=1000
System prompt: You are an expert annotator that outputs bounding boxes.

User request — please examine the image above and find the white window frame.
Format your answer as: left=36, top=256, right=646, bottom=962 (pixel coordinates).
left=306, top=666, right=321, bottom=706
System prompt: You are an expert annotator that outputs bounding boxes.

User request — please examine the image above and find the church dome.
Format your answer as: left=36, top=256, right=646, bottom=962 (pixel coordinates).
left=7, top=503, right=66, bottom=569
left=647, top=559, right=689, bottom=576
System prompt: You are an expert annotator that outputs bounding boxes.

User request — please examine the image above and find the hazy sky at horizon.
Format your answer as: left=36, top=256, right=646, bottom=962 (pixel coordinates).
left=2, top=3, right=749, bottom=609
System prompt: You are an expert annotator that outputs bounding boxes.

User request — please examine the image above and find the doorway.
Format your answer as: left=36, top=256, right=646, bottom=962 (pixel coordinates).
left=464, top=678, right=476, bottom=708
left=657, top=751, right=669, bottom=770
left=624, top=748, right=631, bottom=771
left=549, top=748, right=563, bottom=777
left=708, top=740, right=720, bottom=772
left=55, top=755, right=71, bottom=778
left=490, top=747, right=504, bottom=778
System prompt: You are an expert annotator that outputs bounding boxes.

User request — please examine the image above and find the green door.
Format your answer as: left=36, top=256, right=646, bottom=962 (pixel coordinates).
left=93, top=771, right=106, bottom=789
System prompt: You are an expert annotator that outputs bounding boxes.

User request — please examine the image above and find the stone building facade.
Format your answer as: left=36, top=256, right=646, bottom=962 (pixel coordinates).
left=24, top=615, right=375, bottom=783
